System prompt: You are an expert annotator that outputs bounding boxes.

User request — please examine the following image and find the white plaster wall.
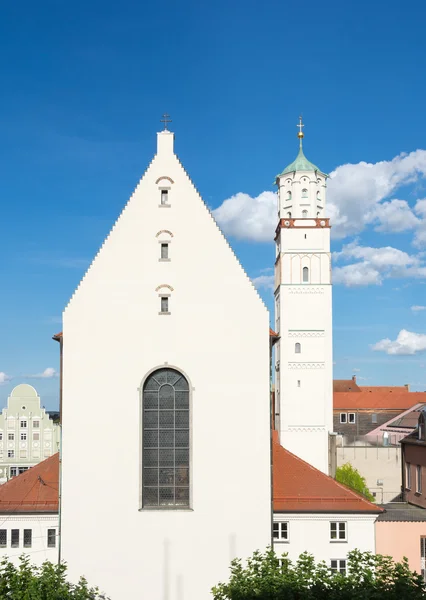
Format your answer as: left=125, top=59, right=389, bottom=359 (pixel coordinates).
left=337, top=446, right=402, bottom=502
left=61, top=131, right=271, bottom=600
left=278, top=171, right=327, bottom=218
left=273, top=513, right=377, bottom=564
left=0, top=514, right=58, bottom=565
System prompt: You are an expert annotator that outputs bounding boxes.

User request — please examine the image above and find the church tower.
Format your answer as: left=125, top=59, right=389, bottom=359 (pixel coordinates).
left=274, top=118, right=333, bottom=474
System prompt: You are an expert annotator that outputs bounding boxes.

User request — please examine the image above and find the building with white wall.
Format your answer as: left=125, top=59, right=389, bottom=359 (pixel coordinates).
left=0, top=385, right=60, bottom=484
left=59, top=126, right=271, bottom=600
left=0, top=453, right=59, bottom=565
left=272, top=432, right=381, bottom=573
left=274, top=119, right=333, bottom=474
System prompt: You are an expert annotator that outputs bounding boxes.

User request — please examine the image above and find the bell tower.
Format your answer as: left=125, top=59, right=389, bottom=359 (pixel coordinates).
left=274, top=118, right=333, bottom=474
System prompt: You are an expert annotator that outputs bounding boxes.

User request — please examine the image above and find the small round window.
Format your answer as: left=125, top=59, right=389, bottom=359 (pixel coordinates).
left=21, top=406, right=26, bottom=410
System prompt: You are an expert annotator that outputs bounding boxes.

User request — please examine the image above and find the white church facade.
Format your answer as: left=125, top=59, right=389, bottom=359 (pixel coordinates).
left=59, top=127, right=272, bottom=599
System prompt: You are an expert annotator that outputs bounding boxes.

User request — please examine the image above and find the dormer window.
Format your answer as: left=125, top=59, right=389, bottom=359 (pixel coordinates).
left=302, top=189, right=308, bottom=198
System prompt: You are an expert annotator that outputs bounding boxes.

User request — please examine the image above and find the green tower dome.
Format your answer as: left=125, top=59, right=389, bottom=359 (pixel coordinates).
left=277, top=118, right=327, bottom=179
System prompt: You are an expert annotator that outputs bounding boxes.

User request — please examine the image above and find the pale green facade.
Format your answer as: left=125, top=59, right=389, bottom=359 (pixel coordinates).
left=0, top=384, right=60, bottom=482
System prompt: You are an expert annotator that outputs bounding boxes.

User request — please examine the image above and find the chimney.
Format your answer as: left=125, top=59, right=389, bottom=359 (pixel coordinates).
left=405, top=384, right=410, bottom=392
left=352, top=375, right=357, bottom=383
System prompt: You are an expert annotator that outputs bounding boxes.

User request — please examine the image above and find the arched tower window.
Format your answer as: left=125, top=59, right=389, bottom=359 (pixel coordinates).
left=295, top=342, right=301, bottom=354
left=287, top=191, right=292, bottom=201
left=302, top=189, right=308, bottom=198
left=317, top=191, right=321, bottom=201
left=287, top=212, right=291, bottom=218
left=142, top=368, right=190, bottom=508
left=302, top=210, right=308, bottom=218
left=303, top=266, right=309, bottom=283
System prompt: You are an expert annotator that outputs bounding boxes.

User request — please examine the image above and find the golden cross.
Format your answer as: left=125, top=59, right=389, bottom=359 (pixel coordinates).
left=297, top=116, right=304, bottom=135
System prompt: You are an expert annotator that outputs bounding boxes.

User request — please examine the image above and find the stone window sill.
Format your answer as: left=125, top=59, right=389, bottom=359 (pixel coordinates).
left=158, top=312, right=171, bottom=316
left=158, top=204, right=171, bottom=208
left=159, top=259, right=171, bottom=262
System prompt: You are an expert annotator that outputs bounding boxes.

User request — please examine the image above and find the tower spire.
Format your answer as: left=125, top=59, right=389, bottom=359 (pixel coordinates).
left=297, top=115, right=304, bottom=149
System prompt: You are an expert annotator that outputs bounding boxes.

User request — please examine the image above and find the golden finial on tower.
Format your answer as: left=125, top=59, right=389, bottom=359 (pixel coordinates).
left=297, top=115, right=304, bottom=139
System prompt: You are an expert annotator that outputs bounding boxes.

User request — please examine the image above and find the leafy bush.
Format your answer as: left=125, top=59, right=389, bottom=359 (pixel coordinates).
left=0, top=556, right=109, bottom=599
left=335, top=463, right=375, bottom=501
left=212, top=548, right=426, bottom=600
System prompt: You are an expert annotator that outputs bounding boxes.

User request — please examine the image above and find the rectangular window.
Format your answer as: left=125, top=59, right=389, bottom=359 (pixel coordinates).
left=161, top=190, right=168, bottom=205
left=330, top=559, right=346, bottom=575
left=0, top=530, right=6, bottom=548
left=10, top=467, right=17, bottom=478
left=7, top=419, right=15, bottom=429
left=20, top=450, right=27, bottom=458
left=330, top=521, right=347, bottom=541
left=340, top=413, right=347, bottom=424
left=421, top=538, right=426, bottom=582
left=273, top=522, right=289, bottom=541
left=47, top=529, right=56, bottom=548
left=8, top=433, right=14, bottom=441
left=0, top=432, right=2, bottom=440
left=33, top=433, right=40, bottom=441
left=8, top=450, right=14, bottom=458
left=18, top=467, right=29, bottom=475
left=406, top=462, right=412, bottom=489
left=23, top=529, right=32, bottom=548
left=372, top=413, right=377, bottom=424
left=161, top=297, right=169, bottom=313
left=348, top=413, right=356, bottom=424
left=11, top=529, right=19, bottom=548
left=417, top=465, right=422, bottom=494
left=33, top=420, right=40, bottom=428
left=20, top=420, right=27, bottom=428
left=20, top=432, right=27, bottom=441
left=161, top=243, right=169, bottom=260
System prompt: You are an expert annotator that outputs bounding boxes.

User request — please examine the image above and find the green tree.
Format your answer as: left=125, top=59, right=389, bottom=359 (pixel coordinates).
left=212, top=548, right=426, bottom=600
left=0, top=556, right=109, bottom=599
left=335, top=462, right=375, bottom=501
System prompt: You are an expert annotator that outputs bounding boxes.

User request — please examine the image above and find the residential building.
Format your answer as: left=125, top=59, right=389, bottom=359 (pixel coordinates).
left=274, top=119, right=333, bottom=474
left=272, top=432, right=381, bottom=572
left=365, top=403, right=425, bottom=447
left=376, top=504, right=426, bottom=580
left=401, top=408, right=426, bottom=509
left=0, top=384, right=60, bottom=484
left=334, top=381, right=425, bottom=439
left=58, top=126, right=271, bottom=600
left=0, top=453, right=59, bottom=565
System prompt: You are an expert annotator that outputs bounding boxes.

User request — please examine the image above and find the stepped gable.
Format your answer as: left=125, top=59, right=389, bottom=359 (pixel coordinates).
left=0, top=453, right=59, bottom=513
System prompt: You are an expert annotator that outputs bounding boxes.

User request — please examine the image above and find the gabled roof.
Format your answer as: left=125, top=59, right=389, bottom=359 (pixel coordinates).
left=333, top=379, right=361, bottom=393
left=273, top=433, right=382, bottom=514
left=0, top=454, right=59, bottom=513
left=333, top=391, right=426, bottom=411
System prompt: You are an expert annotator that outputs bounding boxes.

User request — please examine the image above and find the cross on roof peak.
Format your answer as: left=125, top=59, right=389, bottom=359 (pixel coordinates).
left=160, top=113, right=172, bottom=131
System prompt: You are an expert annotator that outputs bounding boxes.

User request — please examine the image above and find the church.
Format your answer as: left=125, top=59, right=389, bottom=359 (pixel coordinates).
left=58, top=120, right=379, bottom=598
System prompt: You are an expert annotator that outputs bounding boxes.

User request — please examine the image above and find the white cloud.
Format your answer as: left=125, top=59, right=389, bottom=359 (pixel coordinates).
left=213, top=150, right=426, bottom=245
left=333, top=241, right=426, bottom=286
left=0, top=372, right=11, bottom=385
left=412, top=305, right=426, bottom=312
left=352, top=368, right=361, bottom=372
left=372, top=329, right=426, bottom=355
left=26, top=368, right=58, bottom=379
left=213, top=191, right=276, bottom=242
left=251, top=274, right=274, bottom=291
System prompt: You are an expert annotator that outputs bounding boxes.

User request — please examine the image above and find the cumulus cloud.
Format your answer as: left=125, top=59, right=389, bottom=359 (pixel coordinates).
left=412, top=305, right=426, bottom=312
left=372, top=330, right=426, bottom=355
left=0, top=372, right=11, bottom=385
left=251, top=274, right=274, bottom=291
left=26, top=368, right=58, bottom=379
left=213, top=150, right=426, bottom=246
left=213, top=191, right=276, bottom=242
left=333, top=241, right=426, bottom=286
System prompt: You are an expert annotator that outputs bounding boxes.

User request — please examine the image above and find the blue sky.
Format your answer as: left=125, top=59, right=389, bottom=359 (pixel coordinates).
left=1, top=0, right=426, bottom=408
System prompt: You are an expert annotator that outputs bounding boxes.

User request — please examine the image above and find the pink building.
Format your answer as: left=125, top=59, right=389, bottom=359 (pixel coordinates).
left=376, top=504, right=426, bottom=579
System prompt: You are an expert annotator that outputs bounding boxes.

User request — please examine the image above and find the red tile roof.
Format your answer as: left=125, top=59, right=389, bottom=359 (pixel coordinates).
left=269, top=328, right=278, bottom=337
left=0, top=454, right=59, bottom=513
left=361, top=386, right=409, bottom=393
left=333, top=391, right=426, bottom=410
left=273, top=432, right=382, bottom=513
left=52, top=331, right=62, bottom=342
left=333, top=379, right=361, bottom=392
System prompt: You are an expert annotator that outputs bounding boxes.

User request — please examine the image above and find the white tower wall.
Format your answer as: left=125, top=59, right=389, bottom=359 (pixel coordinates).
left=274, top=133, right=333, bottom=474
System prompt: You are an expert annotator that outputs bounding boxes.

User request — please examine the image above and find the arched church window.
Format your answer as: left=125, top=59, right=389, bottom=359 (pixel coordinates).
left=302, top=210, right=308, bottom=218
left=303, top=266, right=309, bottom=283
left=287, top=191, right=292, bottom=200
left=302, top=189, right=308, bottom=198
left=295, top=342, right=301, bottom=354
left=142, top=368, right=190, bottom=509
